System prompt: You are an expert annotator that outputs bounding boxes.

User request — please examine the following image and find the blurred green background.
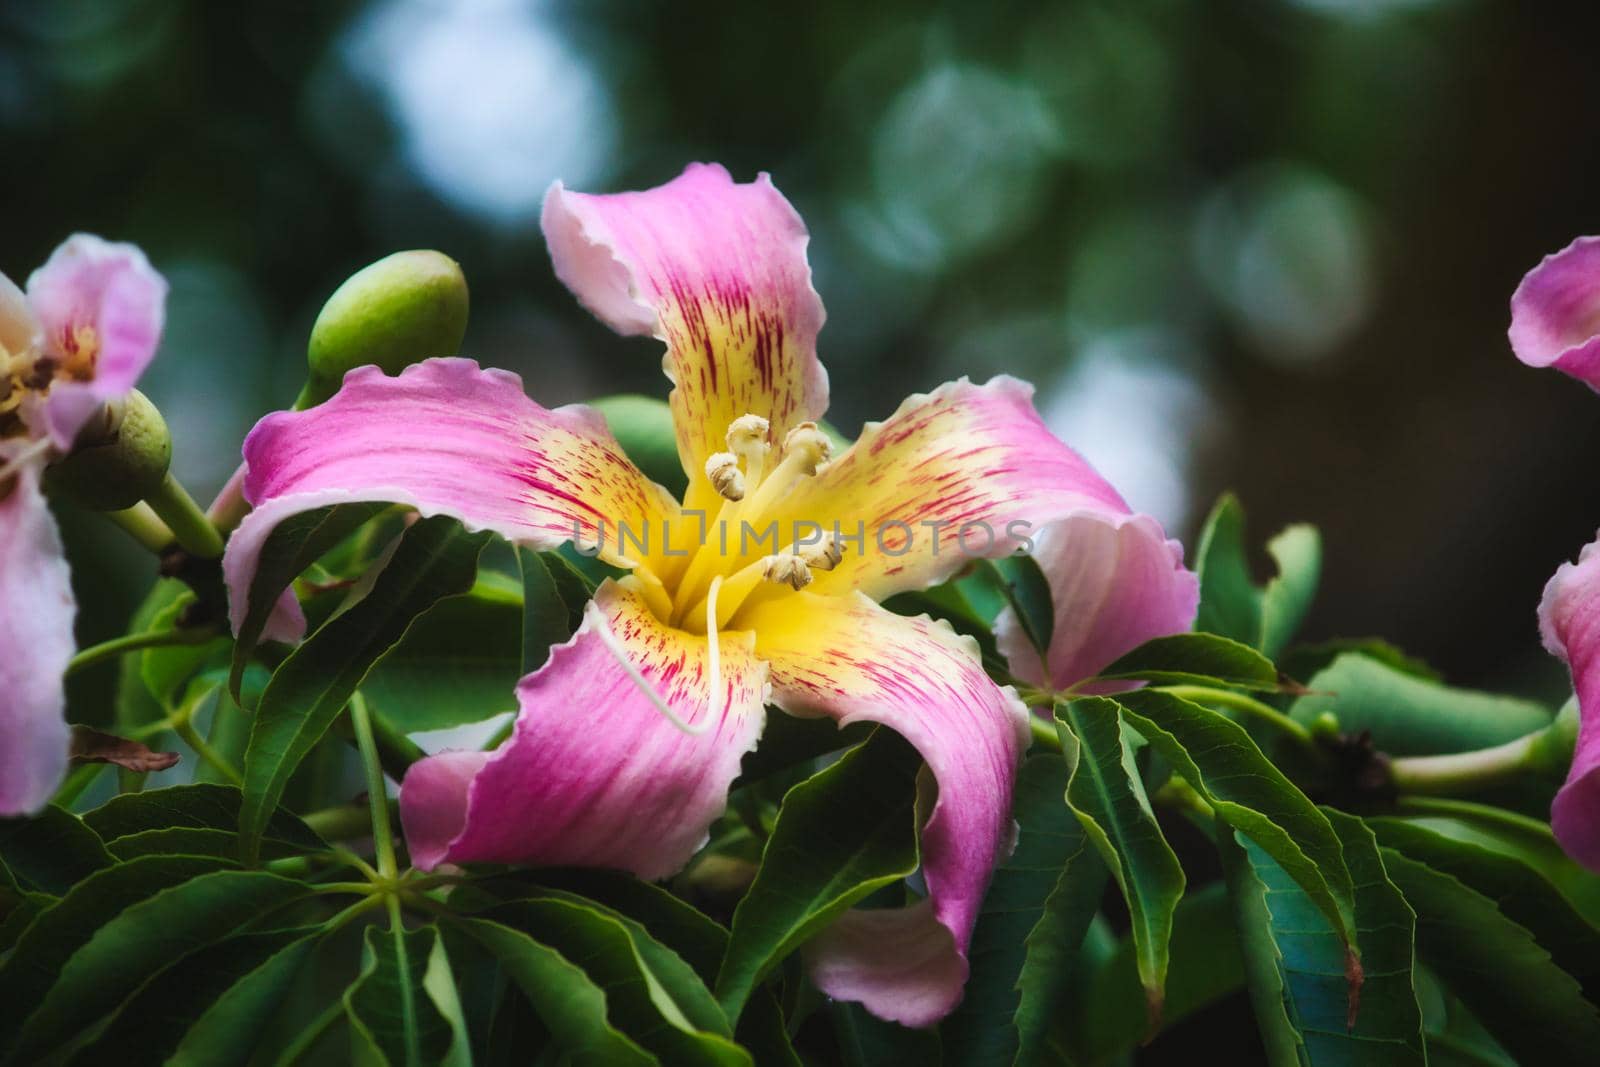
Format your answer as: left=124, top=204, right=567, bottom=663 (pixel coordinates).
left=12, top=0, right=1599, bottom=705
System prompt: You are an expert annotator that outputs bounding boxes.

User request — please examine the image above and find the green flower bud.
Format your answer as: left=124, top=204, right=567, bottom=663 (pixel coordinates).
left=1308, top=710, right=1341, bottom=743
left=47, top=389, right=171, bottom=510
left=299, top=250, right=469, bottom=408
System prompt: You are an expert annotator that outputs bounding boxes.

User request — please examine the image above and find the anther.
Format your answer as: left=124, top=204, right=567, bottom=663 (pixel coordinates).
left=705, top=451, right=746, bottom=501
left=799, top=533, right=843, bottom=571
left=726, top=414, right=770, bottom=457
left=781, top=421, right=831, bottom=475
left=763, top=553, right=813, bottom=591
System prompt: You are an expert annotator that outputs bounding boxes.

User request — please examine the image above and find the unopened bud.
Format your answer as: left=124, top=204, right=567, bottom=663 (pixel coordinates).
left=46, top=389, right=170, bottom=510
left=300, top=250, right=469, bottom=408
left=782, top=421, right=831, bottom=474
left=763, top=553, right=813, bottom=591
left=705, top=451, right=745, bottom=501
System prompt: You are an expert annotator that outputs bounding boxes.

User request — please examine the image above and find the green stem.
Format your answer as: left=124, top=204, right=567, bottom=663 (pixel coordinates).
left=174, top=719, right=243, bottom=786
left=1157, top=684, right=1321, bottom=753
left=350, top=692, right=399, bottom=880
left=145, top=471, right=225, bottom=559
left=368, top=707, right=427, bottom=782
left=1029, top=715, right=1062, bottom=750
left=1388, top=732, right=1544, bottom=796
left=65, top=625, right=217, bottom=677
left=104, top=501, right=174, bottom=553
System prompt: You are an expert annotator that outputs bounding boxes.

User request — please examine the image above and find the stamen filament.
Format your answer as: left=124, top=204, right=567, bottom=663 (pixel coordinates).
left=705, top=575, right=725, bottom=727
left=588, top=601, right=709, bottom=736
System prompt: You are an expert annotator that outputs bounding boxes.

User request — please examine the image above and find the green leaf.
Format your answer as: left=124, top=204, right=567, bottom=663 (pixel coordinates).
left=517, top=546, right=580, bottom=677
left=63, top=927, right=312, bottom=1067
left=360, top=586, right=524, bottom=732
left=345, top=924, right=455, bottom=1067
left=1056, top=698, right=1185, bottom=1022
left=1380, top=846, right=1600, bottom=1062
left=230, top=501, right=391, bottom=699
left=715, top=729, right=922, bottom=1023
left=1368, top=816, right=1600, bottom=981
left=1071, top=883, right=1246, bottom=1064
left=1219, top=810, right=1425, bottom=1066
left=139, top=593, right=230, bottom=708
left=1194, top=494, right=1321, bottom=657
left=451, top=916, right=657, bottom=1066
left=0, top=805, right=113, bottom=895
left=0, top=854, right=228, bottom=1053
left=979, top=555, right=1054, bottom=655
left=85, top=783, right=325, bottom=858
left=240, top=515, right=490, bottom=864
left=1095, top=632, right=1280, bottom=690
left=1113, top=689, right=1356, bottom=946
left=165, top=932, right=322, bottom=1067
left=941, top=753, right=1104, bottom=1065
left=882, top=580, right=1008, bottom=674
left=1287, top=653, right=1553, bottom=756
left=5, top=869, right=309, bottom=1064
left=1259, top=523, right=1322, bottom=660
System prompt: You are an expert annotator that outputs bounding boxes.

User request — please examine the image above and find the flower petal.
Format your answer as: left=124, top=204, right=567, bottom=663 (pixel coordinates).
left=0, top=466, right=74, bottom=815
left=995, top=512, right=1199, bottom=692
left=543, top=163, right=828, bottom=509
left=740, top=591, right=1029, bottom=1026
left=0, top=269, right=39, bottom=363
left=1539, top=533, right=1600, bottom=869
left=26, top=234, right=167, bottom=448
left=223, top=358, right=678, bottom=638
left=1509, top=236, right=1600, bottom=391
left=400, top=580, right=769, bottom=878
left=771, top=375, right=1135, bottom=600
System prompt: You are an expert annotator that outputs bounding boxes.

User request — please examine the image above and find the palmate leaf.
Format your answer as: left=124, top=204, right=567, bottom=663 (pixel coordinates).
left=229, top=501, right=391, bottom=699
left=941, top=753, right=1106, bottom=1065
left=714, top=728, right=922, bottom=1023
left=345, top=925, right=456, bottom=1067
left=1219, top=809, right=1425, bottom=1067
left=1055, top=699, right=1185, bottom=1022
left=0, top=854, right=229, bottom=1054
left=1112, top=688, right=1357, bottom=949
left=1094, top=631, right=1280, bottom=690
left=1379, top=847, right=1600, bottom=1062
left=4, top=869, right=310, bottom=1064
left=239, top=515, right=489, bottom=865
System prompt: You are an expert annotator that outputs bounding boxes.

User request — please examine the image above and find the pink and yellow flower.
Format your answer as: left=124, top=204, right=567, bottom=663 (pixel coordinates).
left=1513, top=236, right=1600, bottom=869
left=0, top=235, right=167, bottom=815
left=223, top=164, right=1196, bottom=1024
